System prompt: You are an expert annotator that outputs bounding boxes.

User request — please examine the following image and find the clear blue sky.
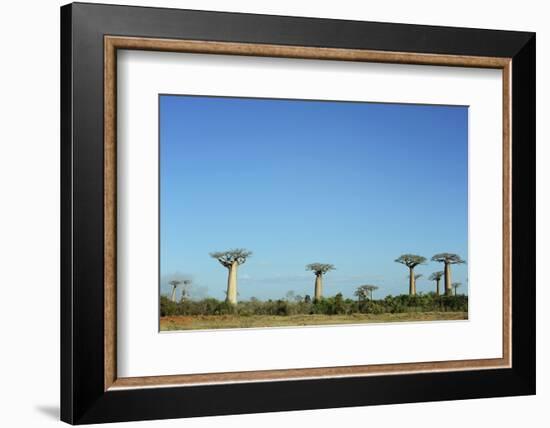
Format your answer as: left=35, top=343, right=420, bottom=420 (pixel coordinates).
left=160, top=95, right=468, bottom=300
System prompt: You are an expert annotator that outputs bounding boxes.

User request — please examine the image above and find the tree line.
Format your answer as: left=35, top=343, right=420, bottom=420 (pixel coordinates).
left=160, top=292, right=468, bottom=317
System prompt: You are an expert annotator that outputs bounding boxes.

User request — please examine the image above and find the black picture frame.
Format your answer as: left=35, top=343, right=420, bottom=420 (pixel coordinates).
left=61, top=2, right=535, bottom=424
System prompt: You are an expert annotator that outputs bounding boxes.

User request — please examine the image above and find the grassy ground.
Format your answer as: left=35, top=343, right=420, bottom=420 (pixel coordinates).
left=160, top=312, right=467, bottom=331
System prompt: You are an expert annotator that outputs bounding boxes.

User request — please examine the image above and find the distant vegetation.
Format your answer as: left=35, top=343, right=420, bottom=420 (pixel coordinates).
left=161, top=292, right=468, bottom=317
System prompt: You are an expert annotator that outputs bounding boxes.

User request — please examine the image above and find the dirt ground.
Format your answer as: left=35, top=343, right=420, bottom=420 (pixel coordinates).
left=160, top=312, right=468, bottom=331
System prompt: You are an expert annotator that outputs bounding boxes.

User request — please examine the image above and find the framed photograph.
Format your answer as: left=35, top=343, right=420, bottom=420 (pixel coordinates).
left=61, top=2, right=535, bottom=424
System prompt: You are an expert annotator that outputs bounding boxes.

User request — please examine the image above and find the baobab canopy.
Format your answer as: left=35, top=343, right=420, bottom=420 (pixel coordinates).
left=394, top=254, right=427, bottom=267
left=306, top=263, right=335, bottom=275
left=431, top=253, right=465, bottom=264
left=210, top=248, right=252, bottom=267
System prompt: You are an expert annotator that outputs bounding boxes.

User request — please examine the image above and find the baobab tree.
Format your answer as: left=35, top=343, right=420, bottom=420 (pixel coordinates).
left=306, top=263, right=335, bottom=301
left=395, top=254, right=426, bottom=296
left=429, top=271, right=444, bottom=296
left=355, top=284, right=379, bottom=301
left=452, top=282, right=462, bottom=296
left=431, top=253, right=465, bottom=296
left=180, top=279, right=192, bottom=301
left=169, top=280, right=181, bottom=302
left=210, top=248, right=252, bottom=304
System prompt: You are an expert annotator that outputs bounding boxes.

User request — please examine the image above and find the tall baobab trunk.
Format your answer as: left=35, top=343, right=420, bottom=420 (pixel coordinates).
left=444, top=263, right=452, bottom=296
left=171, top=285, right=178, bottom=302
left=226, top=262, right=238, bottom=304
left=409, top=267, right=416, bottom=296
left=314, top=273, right=323, bottom=301
left=436, top=278, right=441, bottom=296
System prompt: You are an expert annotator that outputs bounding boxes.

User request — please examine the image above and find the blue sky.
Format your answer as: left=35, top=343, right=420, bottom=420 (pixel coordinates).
left=160, top=95, right=468, bottom=300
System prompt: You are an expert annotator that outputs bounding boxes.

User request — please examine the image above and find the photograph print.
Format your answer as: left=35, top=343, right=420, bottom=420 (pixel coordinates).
left=159, top=95, right=468, bottom=331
